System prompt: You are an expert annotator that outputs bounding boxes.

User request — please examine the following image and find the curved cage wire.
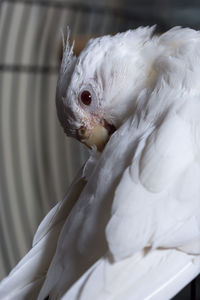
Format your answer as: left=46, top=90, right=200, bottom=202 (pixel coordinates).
left=0, top=0, right=200, bottom=298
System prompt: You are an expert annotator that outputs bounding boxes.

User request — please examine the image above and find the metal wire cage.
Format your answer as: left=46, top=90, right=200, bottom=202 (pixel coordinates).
left=0, top=0, right=199, bottom=298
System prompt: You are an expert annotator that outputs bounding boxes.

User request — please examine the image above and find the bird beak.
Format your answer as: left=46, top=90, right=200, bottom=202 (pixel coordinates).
left=76, top=121, right=116, bottom=152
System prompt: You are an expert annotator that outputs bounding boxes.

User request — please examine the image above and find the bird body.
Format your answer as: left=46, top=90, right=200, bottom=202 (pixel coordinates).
left=1, top=26, right=200, bottom=299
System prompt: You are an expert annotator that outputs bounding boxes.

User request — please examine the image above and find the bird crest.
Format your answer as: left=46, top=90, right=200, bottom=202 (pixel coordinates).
left=60, top=27, right=76, bottom=77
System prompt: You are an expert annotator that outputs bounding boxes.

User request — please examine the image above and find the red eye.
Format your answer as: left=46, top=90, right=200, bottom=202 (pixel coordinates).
left=80, top=90, right=92, bottom=106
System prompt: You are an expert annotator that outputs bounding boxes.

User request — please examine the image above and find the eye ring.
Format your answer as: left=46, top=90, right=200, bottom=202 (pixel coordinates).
left=80, top=90, right=92, bottom=106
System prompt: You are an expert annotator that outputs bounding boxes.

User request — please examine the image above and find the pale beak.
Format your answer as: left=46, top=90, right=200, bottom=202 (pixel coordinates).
left=76, top=122, right=116, bottom=152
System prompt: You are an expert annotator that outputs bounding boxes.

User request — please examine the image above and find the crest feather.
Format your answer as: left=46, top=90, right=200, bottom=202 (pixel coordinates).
left=56, top=27, right=77, bottom=136
left=60, top=27, right=76, bottom=76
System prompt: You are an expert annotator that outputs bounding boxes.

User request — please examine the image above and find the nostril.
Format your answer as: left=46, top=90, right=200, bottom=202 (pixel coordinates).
left=77, top=126, right=86, bottom=137
left=76, top=126, right=89, bottom=140
left=78, top=126, right=86, bottom=136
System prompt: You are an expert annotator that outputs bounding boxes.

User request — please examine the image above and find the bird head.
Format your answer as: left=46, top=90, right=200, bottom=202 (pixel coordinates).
left=56, top=27, right=155, bottom=151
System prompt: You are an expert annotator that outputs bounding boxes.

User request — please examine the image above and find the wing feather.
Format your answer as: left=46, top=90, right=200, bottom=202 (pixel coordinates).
left=106, top=112, right=200, bottom=261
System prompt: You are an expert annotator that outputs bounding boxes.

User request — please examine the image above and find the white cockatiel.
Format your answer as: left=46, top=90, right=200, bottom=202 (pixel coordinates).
left=1, top=26, right=200, bottom=300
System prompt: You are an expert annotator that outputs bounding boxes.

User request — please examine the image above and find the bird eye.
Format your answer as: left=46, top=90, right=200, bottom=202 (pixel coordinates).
left=80, top=90, right=92, bottom=106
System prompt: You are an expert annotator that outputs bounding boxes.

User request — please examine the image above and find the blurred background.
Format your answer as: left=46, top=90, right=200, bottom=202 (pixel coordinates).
left=0, top=0, right=200, bottom=298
